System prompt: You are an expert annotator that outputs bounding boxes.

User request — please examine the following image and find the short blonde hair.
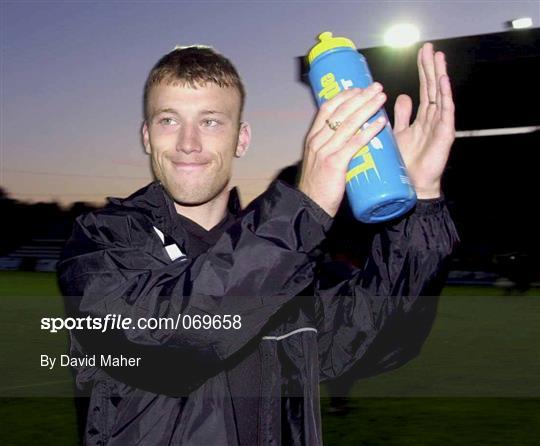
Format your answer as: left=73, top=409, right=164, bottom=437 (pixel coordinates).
left=143, top=46, right=246, bottom=121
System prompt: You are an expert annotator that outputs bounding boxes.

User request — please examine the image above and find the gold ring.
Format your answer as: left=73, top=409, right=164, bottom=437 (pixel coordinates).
left=325, top=119, right=342, bottom=131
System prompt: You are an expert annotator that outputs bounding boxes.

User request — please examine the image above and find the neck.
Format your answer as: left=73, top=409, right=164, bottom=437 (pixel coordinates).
left=173, top=188, right=230, bottom=230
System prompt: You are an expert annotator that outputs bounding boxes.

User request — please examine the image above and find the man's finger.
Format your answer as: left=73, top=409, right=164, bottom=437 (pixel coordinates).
left=434, top=51, right=447, bottom=119
left=307, top=88, right=362, bottom=141
left=393, top=94, right=413, bottom=133
left=307, top=83, right=383, bottom=152
left=416, top=44, right=429, bottom=124
left=333, top=116, right=387, bottom=167
left=320, top=88, right=387, bottom=156
left=422, top=42, right=438, bottom=103
left=440, top=74, right=455, bottom=129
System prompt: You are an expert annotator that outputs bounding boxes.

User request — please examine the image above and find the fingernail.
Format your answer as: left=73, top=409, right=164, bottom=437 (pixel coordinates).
left=372, top=82, right=383, bottom=91
left=376, top=116, right=386, bottom=123
left=377, top=92, right=386, bottom=100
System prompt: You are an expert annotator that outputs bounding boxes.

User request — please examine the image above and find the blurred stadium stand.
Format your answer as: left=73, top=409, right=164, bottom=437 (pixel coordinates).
left=0, top=239, right=64, bottom=272
left=0, top=192, right=98, bottom=272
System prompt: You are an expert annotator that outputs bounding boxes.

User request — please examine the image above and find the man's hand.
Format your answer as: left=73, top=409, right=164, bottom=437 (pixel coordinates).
left=298, top=83, right=388, bottom=217
left=393, top=43, right=456, bottom=199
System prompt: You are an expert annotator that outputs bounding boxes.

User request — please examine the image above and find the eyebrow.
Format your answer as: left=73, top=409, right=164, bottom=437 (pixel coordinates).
left=151, top=108, right=178, bottom=120
left=200, top=109, right=228, bottom=116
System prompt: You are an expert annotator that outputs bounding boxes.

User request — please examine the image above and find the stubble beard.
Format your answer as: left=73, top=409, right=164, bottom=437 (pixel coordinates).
left=152, top=157, right=231, bottom=206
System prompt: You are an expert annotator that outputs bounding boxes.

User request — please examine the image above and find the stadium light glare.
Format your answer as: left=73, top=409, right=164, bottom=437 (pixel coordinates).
left=384, top=24, right=420, bottom=48
left=511, top=17, right=533, bottom=29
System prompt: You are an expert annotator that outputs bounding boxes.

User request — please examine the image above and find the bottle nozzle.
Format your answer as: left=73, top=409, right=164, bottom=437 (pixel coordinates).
left=318, top=32, right=333, bottom=42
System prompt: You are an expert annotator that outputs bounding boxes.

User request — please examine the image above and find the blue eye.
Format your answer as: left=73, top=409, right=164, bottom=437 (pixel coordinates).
left=203, top=119, right=220, bottom=127
left=159, top=117, right=176, bottom=125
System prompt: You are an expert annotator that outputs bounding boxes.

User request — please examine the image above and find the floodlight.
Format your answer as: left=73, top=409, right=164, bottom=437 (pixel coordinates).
left=384, top=24, right=420, bottom=48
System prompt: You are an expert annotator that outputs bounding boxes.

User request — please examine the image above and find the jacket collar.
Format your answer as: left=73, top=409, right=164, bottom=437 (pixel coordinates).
left=106, top=181, right=241, bottom=237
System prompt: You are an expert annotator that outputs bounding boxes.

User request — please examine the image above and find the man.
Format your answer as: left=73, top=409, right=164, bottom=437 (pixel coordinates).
left=58, top=43, right=459, bottom=445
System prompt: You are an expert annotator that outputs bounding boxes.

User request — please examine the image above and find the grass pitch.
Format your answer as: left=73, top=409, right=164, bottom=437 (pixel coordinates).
left=0, top=271, right=538, bottom=445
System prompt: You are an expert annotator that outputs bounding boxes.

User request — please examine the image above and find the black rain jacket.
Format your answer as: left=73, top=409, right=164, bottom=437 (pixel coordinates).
left=57, top=180, right=459, bottom=446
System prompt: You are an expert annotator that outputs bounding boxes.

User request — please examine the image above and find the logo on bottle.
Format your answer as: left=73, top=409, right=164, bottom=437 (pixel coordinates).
left=318, top=73, right=355, bottom=101
left=318, top=73, right=340, bottom=101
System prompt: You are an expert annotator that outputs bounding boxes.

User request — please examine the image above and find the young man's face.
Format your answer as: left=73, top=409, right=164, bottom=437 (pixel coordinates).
left=142, top=82, right=250, bottom=206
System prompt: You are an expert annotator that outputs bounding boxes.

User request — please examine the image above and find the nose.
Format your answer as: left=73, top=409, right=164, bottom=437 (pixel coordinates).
left=176, top=123, right=202, bottom=154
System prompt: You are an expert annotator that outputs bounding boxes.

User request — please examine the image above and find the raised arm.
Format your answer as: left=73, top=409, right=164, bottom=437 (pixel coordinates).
left=301, top=42, right=458, bottom=381
left=315, top=198, right=459, bottom=381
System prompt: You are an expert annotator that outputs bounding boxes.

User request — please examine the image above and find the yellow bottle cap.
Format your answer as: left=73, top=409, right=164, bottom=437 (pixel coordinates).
left=307, top=31, right=357, bottom=65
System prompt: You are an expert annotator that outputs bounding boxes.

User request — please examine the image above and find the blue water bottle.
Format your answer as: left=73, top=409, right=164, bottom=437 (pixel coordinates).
left=307, top=31, right=417, bottom=223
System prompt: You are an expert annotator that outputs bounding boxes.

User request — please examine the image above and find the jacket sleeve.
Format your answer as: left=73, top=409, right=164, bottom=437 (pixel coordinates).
left=314, top=197, right=460, bottom=382
left=57, top=181, right=331, bottom=394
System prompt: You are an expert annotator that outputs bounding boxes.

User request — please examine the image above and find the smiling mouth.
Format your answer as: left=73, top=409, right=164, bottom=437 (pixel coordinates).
left=171, top=161, right=209, bottom=171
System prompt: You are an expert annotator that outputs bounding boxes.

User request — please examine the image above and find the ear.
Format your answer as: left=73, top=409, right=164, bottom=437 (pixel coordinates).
left=235, top=121, right=251, bottom=158
left=142, top=121, right=151, bottom=154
